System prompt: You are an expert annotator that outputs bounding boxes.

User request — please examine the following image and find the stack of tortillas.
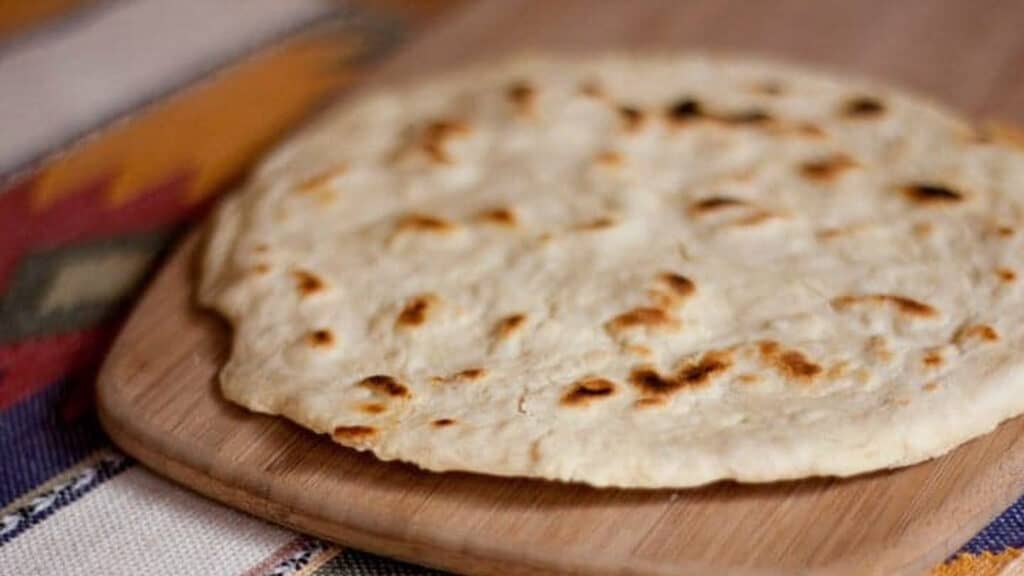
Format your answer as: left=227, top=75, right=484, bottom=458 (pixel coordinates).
left=200, top=55, right=1024, bottom=488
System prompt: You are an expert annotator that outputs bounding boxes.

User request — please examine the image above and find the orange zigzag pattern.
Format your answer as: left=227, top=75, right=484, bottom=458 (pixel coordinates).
left=933, top=548, right=1022, bottom=576
left=27, top=28, right=358, bottom=214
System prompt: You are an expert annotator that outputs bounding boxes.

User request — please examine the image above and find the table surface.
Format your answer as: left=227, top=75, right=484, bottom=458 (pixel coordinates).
left=1, top=1, right=1023, bottom=575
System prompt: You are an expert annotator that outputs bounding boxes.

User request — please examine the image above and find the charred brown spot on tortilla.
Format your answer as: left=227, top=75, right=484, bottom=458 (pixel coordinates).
left=293, top=270, right=325, bottom=296
left=719, top=109, right=773, bottom=125
left=737, top=373, right=761, bottom=385
left=397, top=294, right=437, bottom=327
left=618, top=105, right=645, bottom=131
left=253, top=244, right=269, bottom=253
left=561, top=377, right=617, bottom=406
left=759, top=341, right=823, bottom=382
left=296, top=164, right=346, bottom=193
left=421, top=119, right=471, bottom=163
left=579, top=80, right=604, bottom=99
left=634, top=396, right=667, bottom=409
left=912, top=222, right=934, bottom=238
left=628, top=352, right=728, bottom=398
left=996, top=268, right=1017, bottom=282
left=776, top=351, right=822, bottom=381
left=831, top=294, right=938, bottom=318
left=650, top=272, right=696, bottom=308
left=626, top=345, right=653, bottom=359
left=529, top=440, right=543, bottom=463
left=605, top=307, right=679, bottom=335
left=799, top=154, right=857, bottom=181
left=749, top=81, right=784, bottom=96
left=827, top=361, right=850, bottom=379
left=648, top=291, right=676, bottom=311
left=306, top=329, right=334, bottom=347
left=758, top=340, right=781, bottom=356
left=629, top=368, right=678, bottom=396
left=433, top=368, right=487, bottom=384
left=903, top=183, right=964, bottom=204
left=494, top=313, right=527, bottom=339
left=923, top=381, right=939, bottom=392
left=432, top=418, right=457, bottom=427
left=359, top=402, right=388, bottom=415
left=817, top=224, right=869, bottom=239
left=358, top=375, right=410, bottom=398
left=885, top=295, right=938, bottom=317
left=456, top=368, right=486, bottom=380
left=731, top=210, right=778, bottom=227
left=397, top=213, right=454, bottom=233
left=476, top=207, right=518, bottom=227
left=954, top=324, right=1000, bottom=345
left=690, top=196, right=746, bottom=214
left=507, top=81, right=536, bottom=115
left=996, top=226, right=1015, bottom=238
left=332, top=425, right=377, bottom=443
left=841, top=96, right=886, bottom=118
left=594, top=150, right=624, bottom=167
left=660, top=272, right=696, bottom=298
left=796, top=122, right=826, bottom=138
left=922, top=349, right=944, bottom=369
left=251, top=263, right=270, bottom=275
left=427, top=119, right=471, bottom=137
left=666, top=98, right=704, bottom=123
left=675, top=351, right=732, bottom=387
left=576, top=216, right=618, bottom=231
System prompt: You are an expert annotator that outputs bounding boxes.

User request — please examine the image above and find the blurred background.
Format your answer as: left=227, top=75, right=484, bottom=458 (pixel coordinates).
left=0, top=1, right=1021, bottom=575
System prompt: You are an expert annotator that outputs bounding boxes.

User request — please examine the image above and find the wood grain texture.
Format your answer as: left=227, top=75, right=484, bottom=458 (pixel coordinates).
left=98, top=1, right=1024, bottom=575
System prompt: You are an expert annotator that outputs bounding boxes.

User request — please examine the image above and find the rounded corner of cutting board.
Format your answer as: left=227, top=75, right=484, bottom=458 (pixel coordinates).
left=93, top=230, right=1024, bottom=576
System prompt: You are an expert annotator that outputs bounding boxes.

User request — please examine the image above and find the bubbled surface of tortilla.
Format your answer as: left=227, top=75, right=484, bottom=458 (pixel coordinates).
left=200, top=55, right=1024, bottom=487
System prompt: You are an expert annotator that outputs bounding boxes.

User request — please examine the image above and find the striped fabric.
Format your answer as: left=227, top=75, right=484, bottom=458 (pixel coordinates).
left=0, top=1, right=1020, bottom=575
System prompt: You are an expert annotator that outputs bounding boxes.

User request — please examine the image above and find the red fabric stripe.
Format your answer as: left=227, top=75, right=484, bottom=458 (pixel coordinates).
left=0, top=326, right=113, bottom=411
left=0, top=176, right=45, bottom=293
left=0, top=168, right=201, bottom=291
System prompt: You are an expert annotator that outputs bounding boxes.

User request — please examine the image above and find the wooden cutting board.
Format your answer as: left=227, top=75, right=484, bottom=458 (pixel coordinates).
left=97, top=1, right=1024, bottom=575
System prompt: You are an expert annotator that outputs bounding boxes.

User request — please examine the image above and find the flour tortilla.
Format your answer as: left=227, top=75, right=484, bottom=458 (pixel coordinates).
left=200, top=54, right=1024, bottom=488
